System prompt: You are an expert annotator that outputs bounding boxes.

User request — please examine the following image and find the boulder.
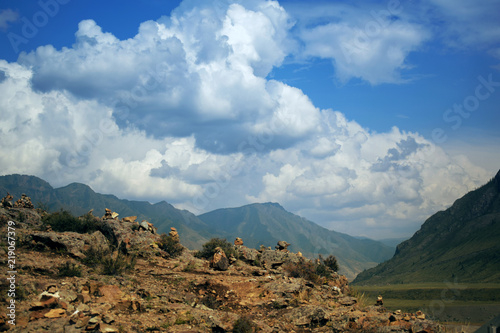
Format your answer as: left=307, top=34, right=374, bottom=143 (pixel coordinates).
left=210, top=247, right=230, bottom=271
left=259, top=248, right=301, bottom=269
left=234, top=237, right=244, bottom=246
left=104, top=216, right=163, bottom=257
left=286, top=305, right=330, bottom=327
left=236, top=246, right=260, bottom=263
left=31, top=230, right=110, bottom=259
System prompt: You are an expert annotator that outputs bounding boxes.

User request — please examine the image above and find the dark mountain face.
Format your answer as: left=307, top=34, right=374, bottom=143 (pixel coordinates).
left=353, top=169, right=500, bottom=285
left=0, top=174, right=394, bottom=280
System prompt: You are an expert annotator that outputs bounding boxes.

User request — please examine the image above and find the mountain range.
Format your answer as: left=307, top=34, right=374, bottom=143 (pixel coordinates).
left=0, top=174, right=394, bottom=279
left=353, top=169, right=500, bottom=285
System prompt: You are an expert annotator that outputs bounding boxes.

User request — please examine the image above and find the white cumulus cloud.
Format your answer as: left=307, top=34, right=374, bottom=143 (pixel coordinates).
left=0, top=0, right=494, bottom=240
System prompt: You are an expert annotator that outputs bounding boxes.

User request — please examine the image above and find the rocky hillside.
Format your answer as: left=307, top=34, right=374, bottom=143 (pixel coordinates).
left=0, top=202, right=442, bottom=332
left=353, top=169, right=500, bottom=285
left=0, top=174, right=214, bottom=250
left=199, top=203, right=394, bottom=280
left=0, top=175, right=394, bottom=279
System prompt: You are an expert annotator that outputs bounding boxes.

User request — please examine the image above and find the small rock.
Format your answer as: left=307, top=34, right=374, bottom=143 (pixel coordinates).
left=416, top=310, right=425, bottom=320
left=44, top=308, right=66, bottom=318
left=122, top=216, right=137, bottom=223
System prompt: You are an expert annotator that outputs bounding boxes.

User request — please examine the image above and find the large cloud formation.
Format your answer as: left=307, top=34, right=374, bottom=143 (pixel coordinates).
left=0, top=0, right=492, bottom=238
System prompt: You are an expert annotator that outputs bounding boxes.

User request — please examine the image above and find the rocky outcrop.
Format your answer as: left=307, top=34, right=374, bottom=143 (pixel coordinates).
left=31, top=231, right=110, bottom=259
left=234, top=237, right=243, bottom=246
left=1, top=206, right=444, bottom=333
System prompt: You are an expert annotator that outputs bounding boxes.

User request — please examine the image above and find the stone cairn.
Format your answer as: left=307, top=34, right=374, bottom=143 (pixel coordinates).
left=103, top=208, right=119, bottom=220
left=169, top=227, right=179, bottom=242
left=14, top=194, right=34, bottom=209
left=275, top=240, right=290, bottom=252
left=0, top=193, right=14, bottom=208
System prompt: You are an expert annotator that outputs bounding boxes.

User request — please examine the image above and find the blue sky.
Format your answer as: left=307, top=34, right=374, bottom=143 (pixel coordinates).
left=0, top=0, right=499, bottom=239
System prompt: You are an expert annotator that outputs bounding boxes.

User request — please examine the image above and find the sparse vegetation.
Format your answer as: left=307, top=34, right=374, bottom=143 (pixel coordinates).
left=283, top=257, right=322, bottom=284
left=182, top=260, right=197, bottom=272
left=195, top=237, right=237, bottom=260
left=101, top=252, right=136, bottom=276
left=42, top=210, right=100, bottom=234
left=283, top=255, right=339, bottom=283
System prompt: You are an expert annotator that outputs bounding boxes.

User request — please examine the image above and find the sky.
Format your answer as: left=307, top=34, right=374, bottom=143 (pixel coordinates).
left=0, top=0, right=499, bottom=240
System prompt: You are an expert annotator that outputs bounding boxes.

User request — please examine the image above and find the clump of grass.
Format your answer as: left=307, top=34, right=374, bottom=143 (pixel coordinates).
left=81, top=245, right=111, bottom=268
left=101, top=252, right=136, bottom=276
left=174, top=311, right=195, bottom=325
left=233, top=316, right=256, bottom=333
left=182, top=260, right=196, bottom=272
left=81, top=244, right=135, bottom=276
left=57, top=261, right=83, bottom=277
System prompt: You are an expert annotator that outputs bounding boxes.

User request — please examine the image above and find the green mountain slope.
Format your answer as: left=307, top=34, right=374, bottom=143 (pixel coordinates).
left=198, top=202, right=394, bottom=279
left=353, top=169, right=500, bottom=285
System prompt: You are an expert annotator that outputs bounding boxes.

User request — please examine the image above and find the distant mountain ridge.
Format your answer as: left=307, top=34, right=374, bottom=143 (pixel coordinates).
left=198, top=202, right=394, bottom=279
left=0, top=174, right=394, bottom=279
left=353, top=169, right=500, bottom=285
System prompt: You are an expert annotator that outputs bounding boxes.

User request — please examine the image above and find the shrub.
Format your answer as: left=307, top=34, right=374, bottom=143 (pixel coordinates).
left=195, top=238, right=237, bottom=260
left=42, top=210, right=100, bottom=234
left=158, top=233, right=184, bottom=258
left=321, top=254, right=339, bottom=272
left=233, top=316, right=255, bottom=333
left=315, top=262, right=331, bottom=279
left=57, top=261, right=82, bottom=277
